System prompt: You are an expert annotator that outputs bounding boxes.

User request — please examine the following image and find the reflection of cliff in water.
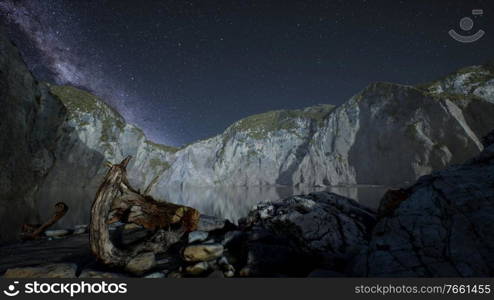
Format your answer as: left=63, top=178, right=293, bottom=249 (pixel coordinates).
left=40, top=185, right=388, bottom=228
left=162, top=185, right=388, bottom=223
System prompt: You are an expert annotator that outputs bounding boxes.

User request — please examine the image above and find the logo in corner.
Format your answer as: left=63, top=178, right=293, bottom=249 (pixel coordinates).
left=3, top=281, right=20, bottom=297
left=449, top=9, right=485, bottom=43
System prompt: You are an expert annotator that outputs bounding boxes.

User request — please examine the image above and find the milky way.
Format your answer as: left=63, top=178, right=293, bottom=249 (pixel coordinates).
left=1, top=0, right=493, bottom=146
left=0, top=0, right=140, bottom=139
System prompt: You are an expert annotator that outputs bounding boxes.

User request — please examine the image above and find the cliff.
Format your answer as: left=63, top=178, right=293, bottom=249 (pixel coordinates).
left=0, top=31, right=67, bottom=241
left=2, top=28, right=494, bottom=241
left=149, top=66, right=494, bottom=189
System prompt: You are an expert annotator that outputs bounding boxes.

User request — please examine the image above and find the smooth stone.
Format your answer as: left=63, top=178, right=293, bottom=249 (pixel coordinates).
left=125, top=252, right=156, bottom=275
left=3, top=263, right=77, bottom=278
left=188, top=231, right=209, bottom=244
left=183, top=244, right=224, bottom=262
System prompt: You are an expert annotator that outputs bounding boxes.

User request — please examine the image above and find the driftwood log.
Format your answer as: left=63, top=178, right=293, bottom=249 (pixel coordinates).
left=89, top=156, right=200, bottom=271
left=21, top=202, right=69, bottom=240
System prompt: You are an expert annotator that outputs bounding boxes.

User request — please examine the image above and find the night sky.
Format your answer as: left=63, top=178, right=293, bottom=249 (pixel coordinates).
left=1, top=0, right=493, bottom=146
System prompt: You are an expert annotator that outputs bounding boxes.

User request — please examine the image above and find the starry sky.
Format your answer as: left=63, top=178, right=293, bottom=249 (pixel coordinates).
left=1, top=0, right=493, bottom=146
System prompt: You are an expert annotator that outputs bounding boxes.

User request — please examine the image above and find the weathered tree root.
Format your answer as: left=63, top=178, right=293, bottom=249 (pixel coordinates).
left=89, top=156, right=200, bottom=273
left=21, top=202, right=69, bottom=240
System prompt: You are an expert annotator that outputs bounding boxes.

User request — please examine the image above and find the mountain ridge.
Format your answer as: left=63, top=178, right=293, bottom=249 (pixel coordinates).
left=2, top=29, right=494, bottom=241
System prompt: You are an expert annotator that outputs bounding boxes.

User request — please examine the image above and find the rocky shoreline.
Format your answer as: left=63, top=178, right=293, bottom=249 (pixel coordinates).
left=2, top=129, right=494, bottom=278
left=0, top=191, right=375, bottom=278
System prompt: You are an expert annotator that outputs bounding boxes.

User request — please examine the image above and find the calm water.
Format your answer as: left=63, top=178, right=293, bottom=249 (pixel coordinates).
left=161, top=185, right=388, bottom=223
left=41, top=185, right=389, bottom=228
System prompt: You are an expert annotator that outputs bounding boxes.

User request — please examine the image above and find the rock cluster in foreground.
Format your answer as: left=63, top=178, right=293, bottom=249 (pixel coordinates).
left=3, top=130, right=494, bottom=278
left=2, top=129, right=494, bottom=279
left=1, top=192, right=377, bottom=278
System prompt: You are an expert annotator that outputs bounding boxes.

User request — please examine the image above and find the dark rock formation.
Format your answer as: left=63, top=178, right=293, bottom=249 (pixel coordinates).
left=0, top=29, right=67, bottom=242
left=237, top=192, right=376, bottom=276
left=482, top=130, right=494, bottom=147
left=1, top=192, right=377, bottom=278
left=351, top=130, right=494, bottom=277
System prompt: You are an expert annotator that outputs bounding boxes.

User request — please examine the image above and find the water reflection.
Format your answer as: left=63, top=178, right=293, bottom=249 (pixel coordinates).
left=40, top=185, right=389, bottom=228
left=161, top=185, right=388, bottom=223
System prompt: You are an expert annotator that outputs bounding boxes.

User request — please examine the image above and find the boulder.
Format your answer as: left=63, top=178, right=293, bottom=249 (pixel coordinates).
left=239, top=227, right=308, bottom=277
left=352, top=131, right=494, bottom=277
left=377, top=189, right=411, bottom=218
left=237, top=192, right=376, bottom=276
left=183, top=244, right=224, bottom=262
left=3, top=263, right=77, bottom=278
left=242, top=192, right=376, bottom=255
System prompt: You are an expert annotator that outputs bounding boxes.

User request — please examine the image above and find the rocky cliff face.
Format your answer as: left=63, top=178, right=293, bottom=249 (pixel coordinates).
left=2, top=27, right=494, bottom=241
left=44, top=66, right=494, bottom=222
left=49, top=61, right=493, bottom=226
left=0, top=30, right=67, bottom=241
left=0, top=33, right=178, bottom=238
left=148, top=65, right=494, bottom=190
left=34, top=85, right=179, bottom=228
